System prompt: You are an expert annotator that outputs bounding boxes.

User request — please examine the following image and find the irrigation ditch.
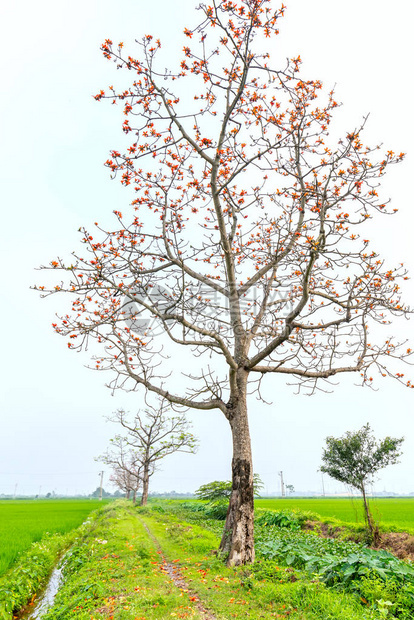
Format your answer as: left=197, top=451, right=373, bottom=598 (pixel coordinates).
left=16, top=560, right=65, bottom=620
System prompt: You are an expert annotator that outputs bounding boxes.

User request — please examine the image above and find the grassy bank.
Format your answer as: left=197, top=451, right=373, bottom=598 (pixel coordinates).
left=0, top=500, right=110, bottom=576
left=43, top=502, right=203, bottom=620
left=0, top=504, right=108, bottom=619
left=38, top=501, right=412, bottom=619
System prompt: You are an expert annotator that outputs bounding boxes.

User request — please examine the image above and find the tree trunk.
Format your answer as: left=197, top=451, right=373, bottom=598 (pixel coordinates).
left=132, top=489, right=137, bottom=504
left=140, top=465, right=149, bottom=506
left=361, top=484, right=374, bottom=541
left=219, top=369, right=254, bottom=566
left=126, top=489, right=131, bottom=500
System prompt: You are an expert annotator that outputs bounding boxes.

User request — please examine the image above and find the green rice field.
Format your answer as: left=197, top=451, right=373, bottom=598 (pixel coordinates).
left=2, top=497, right=412, bottom=580
left=255, top=497, right=414, bottom=532
left=0, top=499, right=109, bottom=576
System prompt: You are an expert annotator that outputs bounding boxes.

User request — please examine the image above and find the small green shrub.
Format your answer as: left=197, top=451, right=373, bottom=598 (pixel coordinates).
left=204, top=500, right=228, bottom=520
left=176, top=501, right=206, bottom=513
left=358, top=572, right=414, bottom=619
left=256, top=509, right=303, bottom=530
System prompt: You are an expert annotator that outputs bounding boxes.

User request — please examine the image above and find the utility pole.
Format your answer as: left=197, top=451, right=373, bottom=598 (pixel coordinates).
left=99, top=471, right=104, bottom=501
left=321, top=473, right=326, bottom=497
left=278, top=471, right=285, bottom=498
left=14, top=483, right=18, bottom=499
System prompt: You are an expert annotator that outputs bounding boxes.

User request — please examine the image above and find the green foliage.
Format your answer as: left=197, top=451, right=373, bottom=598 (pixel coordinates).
left=0, top=533, right=64, bottom=618
left=320, top=424, right=404, bottom=494
left=255, top=522, right=414, bottom=618
left=62, top=541, right=93, bottom=577
left=321, top=424, right=404, bottom=542
left=358, top=572, right=414, bottom=619
left=0, top=532, right=77, bottom=619
left=203, top=499, right=229, bottom=520
left=177, top=500, right=207, bottom=513
left=193, top=475, right=264, bottom=522
left=255, top=509, right=308, bottom=531
left=195, top=473, right=264, bottom=501
left=195, top=480, right=232, bottom=501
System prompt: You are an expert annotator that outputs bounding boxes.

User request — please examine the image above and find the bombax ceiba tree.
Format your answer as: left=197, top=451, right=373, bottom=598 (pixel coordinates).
left=106, top=404, right=198, bottom=506
left=98, top=435, right=143, bottom=503
left=37, top=0, right=413, bottom=565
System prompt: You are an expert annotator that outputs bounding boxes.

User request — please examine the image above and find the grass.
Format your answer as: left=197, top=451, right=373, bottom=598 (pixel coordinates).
left=0, top=499, right=109, bottom=576
left=39, top=501, right=388, bottom=619
left=0, top=531, right=74, bottom=618
left=141, top=508, right=379, bottom=620
left=43, top=502, right=207, bottom=620
left=0, top=503, right=109, bottom=618
left=4, top=500, right=414, bottom=618
left=255, top=498, right=414, bottom=533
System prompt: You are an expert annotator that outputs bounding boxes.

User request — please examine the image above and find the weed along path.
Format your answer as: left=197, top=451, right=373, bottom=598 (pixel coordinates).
left=138, top=517, right=218, bottom=620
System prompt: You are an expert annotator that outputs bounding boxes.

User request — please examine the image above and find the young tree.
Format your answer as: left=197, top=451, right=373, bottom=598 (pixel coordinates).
left=98, top=435, right=143, bottom=503
left=36, top=0, right=413, bottom=564
left=195, top=474, right=264, bottom=501
left=320, top=424, right=404, bottom=541
left=195, top=475, right=263, bottom=520
left=108, top=404, right=198, bottom=505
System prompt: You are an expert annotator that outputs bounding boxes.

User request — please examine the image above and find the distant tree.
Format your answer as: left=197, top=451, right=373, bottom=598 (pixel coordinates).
left=110, top=466, right=142, bottom=502
left=97, top=435, right=143, bottom=503
left=320, top=424, right=404, bottom=541
left=91, top=486, right=112, bottom=498
left=286, top=484, right=295, bottom=495
left=108, top=403, right=197, bottom=505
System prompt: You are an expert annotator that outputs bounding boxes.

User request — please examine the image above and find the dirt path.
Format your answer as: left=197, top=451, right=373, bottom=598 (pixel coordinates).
left=139, top=518, right=218, bottom=620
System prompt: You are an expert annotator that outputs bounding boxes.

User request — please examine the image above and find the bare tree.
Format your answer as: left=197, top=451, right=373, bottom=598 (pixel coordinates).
left=109, top=403, right=198, bottom=505
left=36, top=0, right=413, bottom=564
left=110, top=468, right=140, bottom=502
left=98, top=436, right=142, bottom=503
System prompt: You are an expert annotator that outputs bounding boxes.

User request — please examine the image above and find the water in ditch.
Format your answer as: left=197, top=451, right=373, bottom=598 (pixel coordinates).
left=17, top=563, right=63, bottom=619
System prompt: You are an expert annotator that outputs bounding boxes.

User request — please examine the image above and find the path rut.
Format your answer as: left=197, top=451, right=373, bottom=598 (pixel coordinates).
left=139, top=518, right=218, bottom=620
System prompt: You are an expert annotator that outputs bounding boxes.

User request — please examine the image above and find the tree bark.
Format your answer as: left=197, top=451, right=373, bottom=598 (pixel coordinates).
left=140, top=465, right=149, bottom=506
left=361, top=484, right=375, bottom=542
left=219, top=369, right=255, bottom=566
left=132, top=489, right=137, bottom=504
left=126, top=489, right=131, bottom=500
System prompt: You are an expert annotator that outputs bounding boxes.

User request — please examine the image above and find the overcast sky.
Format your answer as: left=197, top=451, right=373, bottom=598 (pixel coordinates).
left=1, top=0, right=413, bottom=498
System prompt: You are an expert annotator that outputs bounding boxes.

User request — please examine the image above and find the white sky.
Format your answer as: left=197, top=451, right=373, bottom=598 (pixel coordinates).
left=1, top=0, right=413, bottom=497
